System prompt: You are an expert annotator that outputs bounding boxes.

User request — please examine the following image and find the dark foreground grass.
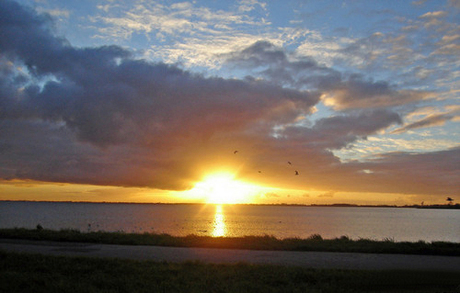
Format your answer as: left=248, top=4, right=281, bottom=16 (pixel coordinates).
left=1, top=251, right=459, bottom=293
left=1, top=228, right=459, bottom=256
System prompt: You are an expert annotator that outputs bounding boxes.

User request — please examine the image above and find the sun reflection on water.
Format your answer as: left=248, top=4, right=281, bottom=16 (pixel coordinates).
left=212, top=205, right=226, bottom=237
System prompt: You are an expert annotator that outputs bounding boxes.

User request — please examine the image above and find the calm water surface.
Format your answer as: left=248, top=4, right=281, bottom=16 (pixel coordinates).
left=1, top=201, right=459, bottom=242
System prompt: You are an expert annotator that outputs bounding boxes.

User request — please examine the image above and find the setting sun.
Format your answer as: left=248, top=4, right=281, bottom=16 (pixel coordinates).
left=194, top=173, right=257, bottom=204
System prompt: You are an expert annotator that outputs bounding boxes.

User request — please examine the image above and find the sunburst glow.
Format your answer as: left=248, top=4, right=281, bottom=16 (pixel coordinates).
left=194, top=172, right=257, bottom=204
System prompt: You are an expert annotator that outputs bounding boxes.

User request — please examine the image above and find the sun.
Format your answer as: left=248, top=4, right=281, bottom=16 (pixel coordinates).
left=195, top=172, right=256, bottom=204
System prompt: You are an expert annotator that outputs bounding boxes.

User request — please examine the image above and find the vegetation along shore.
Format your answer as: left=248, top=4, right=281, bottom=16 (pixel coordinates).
left=1, top=228, right=459, bottom=256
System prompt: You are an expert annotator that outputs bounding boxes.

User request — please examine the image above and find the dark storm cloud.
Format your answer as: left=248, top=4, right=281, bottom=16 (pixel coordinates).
left=281, top=110, right=402, bottom=149
left=0, top=0, right=319, bottom=190
left=0, top=1, right=319, bottom=147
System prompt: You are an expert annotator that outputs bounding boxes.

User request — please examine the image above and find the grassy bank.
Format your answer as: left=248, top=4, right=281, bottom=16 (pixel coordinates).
left=1, top=228, right=459, bottom=256
left=1, top=250, right=459, bottom=293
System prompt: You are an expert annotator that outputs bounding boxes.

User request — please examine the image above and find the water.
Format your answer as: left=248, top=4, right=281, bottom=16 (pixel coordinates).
left=1, top=201, right=459, bottom=242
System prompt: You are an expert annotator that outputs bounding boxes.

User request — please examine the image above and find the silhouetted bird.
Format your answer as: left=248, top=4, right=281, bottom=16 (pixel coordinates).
left=258, top=170, right=262, bottom=173
left=295, top=170, right=299, bottom=175
left=288, top=161, right=292, bottom=165
left=234, top=150, right=238, bottom=154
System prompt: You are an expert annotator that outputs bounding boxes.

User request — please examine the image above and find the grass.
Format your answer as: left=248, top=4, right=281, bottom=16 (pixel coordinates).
left=1, top=250, right=459, bottom=293
left=1, top=228, right=459, bottom=256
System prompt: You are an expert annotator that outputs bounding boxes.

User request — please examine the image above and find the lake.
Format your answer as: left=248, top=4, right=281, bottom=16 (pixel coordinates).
left=1, top=201, right=459, bottom=242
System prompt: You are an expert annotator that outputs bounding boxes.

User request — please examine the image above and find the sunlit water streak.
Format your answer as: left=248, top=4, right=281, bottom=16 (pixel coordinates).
left=1, top=201, right=459, bottom=242
left=212, top=205, right=226, bottom=237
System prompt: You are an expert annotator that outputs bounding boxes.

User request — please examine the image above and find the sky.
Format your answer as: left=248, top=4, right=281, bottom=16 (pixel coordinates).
left=0, top=0, right=459, bottom=205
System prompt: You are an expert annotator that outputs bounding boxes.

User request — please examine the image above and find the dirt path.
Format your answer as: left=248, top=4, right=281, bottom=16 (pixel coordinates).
left=1, top=238, right=459, bottom=271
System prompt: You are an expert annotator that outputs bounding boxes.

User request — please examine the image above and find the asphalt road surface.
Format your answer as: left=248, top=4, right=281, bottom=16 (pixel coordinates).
left=1, top=239, right=459, bottom=271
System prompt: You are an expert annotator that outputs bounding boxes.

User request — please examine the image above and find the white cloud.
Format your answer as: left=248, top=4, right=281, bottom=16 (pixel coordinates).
left=334, top=135, right=459, bottom=162
left=145, top=33, right=284, bottom=69
left=238, top=0, right=267, bottom=13
left=296, top=35, right=344, bottom=67
left=170, top=2, right=193, bottom=10
left=91, top=1, right=268, bottom=42
left=38, top=8, right=70, bottom=18
left=419, top=11, right=447, bottom=18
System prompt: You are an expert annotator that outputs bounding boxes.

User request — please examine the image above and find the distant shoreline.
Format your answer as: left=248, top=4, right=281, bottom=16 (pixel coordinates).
left=1, top=200, right=459, bottom=209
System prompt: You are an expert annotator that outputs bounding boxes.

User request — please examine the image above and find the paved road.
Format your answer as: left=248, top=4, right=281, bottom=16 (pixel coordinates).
left=1, top=239, right=460, bottom=271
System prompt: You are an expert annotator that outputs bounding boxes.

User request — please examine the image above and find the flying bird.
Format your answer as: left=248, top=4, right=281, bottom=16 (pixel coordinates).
left=288, top=161, right=292, bottom=165
left=234, top=150, right=238, bottom=154
left=295, top=170, right=299, bottom=175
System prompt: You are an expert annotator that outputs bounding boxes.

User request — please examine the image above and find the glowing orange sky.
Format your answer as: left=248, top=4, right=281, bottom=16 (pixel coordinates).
left=0, top=175, right=450, bottom=206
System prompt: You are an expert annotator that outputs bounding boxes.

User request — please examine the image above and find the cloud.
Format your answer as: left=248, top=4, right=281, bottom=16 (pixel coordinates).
left=225, top=40, right=289, bottom=68
left=225, top=40, right=433, bottom=110
left=1, top=1, right=319, bottom=145
left=412, top=0, right=428, bottom=6
left=238, top=0, right=268, bottom=13
left=392, top=106, right=460, bottom=134
left=0, top=0, right=318, bottom=190
left=449, top=0, right=460, bottom=8
left=152, top=35, right=285, bottom=69
left=90, top=1, right=267, bottom=42
left=318, top=191, right=335, bottom=198
left=320, top=76, right=433, bottom=110
left=317, top=10, right=459, bottom=95
left=334, top=135, right=459, bottom=163
left=335, top=32, right=386, bottom=67
left=419, top=11, right=447, bottom=19
left=280, top=110, right=402, bottom=150
left=37, top=8, right=71, bottom=19
left=392, top=113, right=456, bottom=134
left=224, top=40, right=334, bottom=88
left=351, top=147, right=460, bottom=196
